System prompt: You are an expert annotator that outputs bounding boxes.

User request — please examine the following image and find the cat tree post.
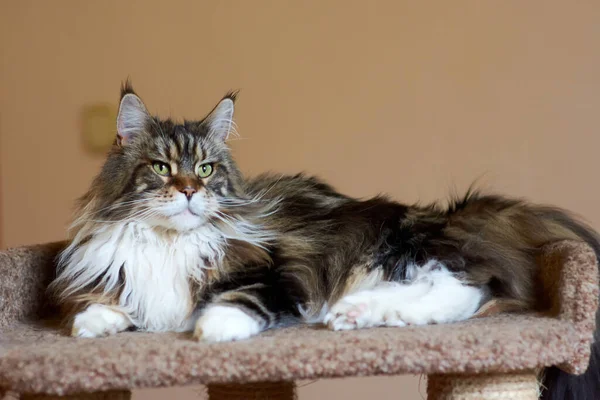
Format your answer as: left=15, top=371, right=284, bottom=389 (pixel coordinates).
left=427, top=372, right=539, bottom=400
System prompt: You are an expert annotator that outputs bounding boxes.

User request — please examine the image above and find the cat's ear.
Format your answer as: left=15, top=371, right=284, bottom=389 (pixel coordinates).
left=116, top=82, right=151, bottom=146
left=205, top=91, right=237, bottom=141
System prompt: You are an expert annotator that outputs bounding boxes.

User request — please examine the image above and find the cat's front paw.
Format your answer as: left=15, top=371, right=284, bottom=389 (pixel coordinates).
left=194, top=305, right=261, bottom=342
left=72, top=304, right=132, bottom=338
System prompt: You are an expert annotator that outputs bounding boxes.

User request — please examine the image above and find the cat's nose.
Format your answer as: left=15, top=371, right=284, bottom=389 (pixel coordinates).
left=180, top=186, right=197, bottom=200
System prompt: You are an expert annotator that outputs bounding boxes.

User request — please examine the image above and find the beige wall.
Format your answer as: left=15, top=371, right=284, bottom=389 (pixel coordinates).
left=2, top=1, right=599, bottom=399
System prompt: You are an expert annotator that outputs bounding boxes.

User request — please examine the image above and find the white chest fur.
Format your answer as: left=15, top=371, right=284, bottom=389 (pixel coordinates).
left=59, top=222, right=225, bottom=332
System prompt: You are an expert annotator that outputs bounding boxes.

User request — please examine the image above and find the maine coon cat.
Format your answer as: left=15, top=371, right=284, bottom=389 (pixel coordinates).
left=51, top=83, right=599, bottom=399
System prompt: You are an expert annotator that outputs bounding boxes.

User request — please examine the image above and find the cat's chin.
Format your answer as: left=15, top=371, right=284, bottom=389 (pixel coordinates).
left=150, top=212, right=207, bottom=232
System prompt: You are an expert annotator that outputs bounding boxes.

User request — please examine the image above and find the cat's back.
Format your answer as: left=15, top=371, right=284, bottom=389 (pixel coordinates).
left=242, top=173, right=354, bottom=231
left=245, top=172, right=350, bottom=203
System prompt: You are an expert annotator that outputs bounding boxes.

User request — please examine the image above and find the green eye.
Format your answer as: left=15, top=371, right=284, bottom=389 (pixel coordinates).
left=197, top=163, right=214, bottom=178
left=152, top=162, right=171, bottom=176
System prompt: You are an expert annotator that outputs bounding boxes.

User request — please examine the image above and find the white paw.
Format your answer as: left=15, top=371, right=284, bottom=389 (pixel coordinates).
left=72, top=304, right=132, bottom=338
left=194, top=305, right=261, bottom=342
left=382, top=305, right=429, bottom=326
left=324, top=291, right=406, bottom=331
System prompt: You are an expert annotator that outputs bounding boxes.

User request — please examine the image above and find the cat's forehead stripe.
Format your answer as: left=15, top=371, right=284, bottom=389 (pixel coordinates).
left=186, top=135, right=195, bottom=159
left=168, top=140, right=179, bottom=161
left=174, top=133, right=185, bottom=157
left=154, top=139, right=167, bottom=159
left=153, top=129, right=208, bottom=170
left=195, top=141, right=204, bottom=163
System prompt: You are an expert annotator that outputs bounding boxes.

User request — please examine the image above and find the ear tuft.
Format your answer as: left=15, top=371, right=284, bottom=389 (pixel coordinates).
left=116, top=91, right=150, bottom=146
left=205, top=91, right=238, bottom=141
left=120, top=78, right=136, bottom=100
left=224, top=90, right=239, bottom=103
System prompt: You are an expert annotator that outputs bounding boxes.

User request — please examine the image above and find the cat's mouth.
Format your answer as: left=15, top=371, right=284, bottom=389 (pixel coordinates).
left=178, top=208, right=201, bottom=217
left=183, top=208, right=200, bottom=217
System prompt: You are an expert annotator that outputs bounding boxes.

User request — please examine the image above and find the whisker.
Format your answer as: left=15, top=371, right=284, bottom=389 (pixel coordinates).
left=83, top=196, right=159, bottom=218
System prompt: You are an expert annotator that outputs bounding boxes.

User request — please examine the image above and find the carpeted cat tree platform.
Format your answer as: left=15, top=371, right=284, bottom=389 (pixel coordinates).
left=0, top=240, right=597, bottom=399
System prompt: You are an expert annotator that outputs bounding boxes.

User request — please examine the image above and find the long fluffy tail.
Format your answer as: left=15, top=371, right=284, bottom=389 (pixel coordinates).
left=447, top=192, right=600, bottom=399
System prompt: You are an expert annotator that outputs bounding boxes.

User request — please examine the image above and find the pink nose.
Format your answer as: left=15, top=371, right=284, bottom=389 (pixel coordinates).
left=180, top=186, right=197, bottom=199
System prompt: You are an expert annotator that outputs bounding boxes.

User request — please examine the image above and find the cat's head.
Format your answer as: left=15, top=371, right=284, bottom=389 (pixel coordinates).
left=80, top=82, right=245, bottom=232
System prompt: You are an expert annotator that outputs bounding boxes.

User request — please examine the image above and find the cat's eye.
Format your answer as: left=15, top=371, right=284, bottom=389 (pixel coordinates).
left=152, top=162, right=171, bottom=176
left=197, top=163, right=214, bottom=178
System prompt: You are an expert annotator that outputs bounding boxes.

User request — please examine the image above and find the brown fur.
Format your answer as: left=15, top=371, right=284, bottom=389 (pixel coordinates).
left=226, top=176, right=600, bottom=322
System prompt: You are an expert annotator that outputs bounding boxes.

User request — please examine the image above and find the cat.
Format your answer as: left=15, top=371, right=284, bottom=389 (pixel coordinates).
left=51, top=83, right=600, bottom=399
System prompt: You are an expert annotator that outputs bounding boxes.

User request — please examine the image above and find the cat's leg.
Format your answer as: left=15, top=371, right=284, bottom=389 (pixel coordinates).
left=194, top=266, right=301, bottom=342
left=194, top=282, right=299, bottom=342
left=324, top=261, right=484, bottom=330
left=71, top=304, right=133, bottom=338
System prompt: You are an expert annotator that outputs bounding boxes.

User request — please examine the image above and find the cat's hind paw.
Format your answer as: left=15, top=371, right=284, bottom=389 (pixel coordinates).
left=325, top=291, right=406, bottom=331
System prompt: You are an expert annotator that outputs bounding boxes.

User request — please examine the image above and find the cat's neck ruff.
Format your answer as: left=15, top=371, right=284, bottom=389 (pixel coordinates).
left=59, top=220, right=226, bottom=332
